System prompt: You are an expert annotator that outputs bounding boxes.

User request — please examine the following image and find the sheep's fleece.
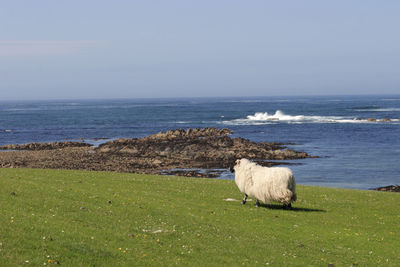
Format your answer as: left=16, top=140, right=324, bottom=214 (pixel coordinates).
left=233, top=158, right=297, bottom=204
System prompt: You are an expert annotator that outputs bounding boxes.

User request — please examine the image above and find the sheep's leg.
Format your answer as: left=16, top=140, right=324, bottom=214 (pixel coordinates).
left=255, top=199, right=260, bottom=207
left=242, top=194, right=248, bottom=205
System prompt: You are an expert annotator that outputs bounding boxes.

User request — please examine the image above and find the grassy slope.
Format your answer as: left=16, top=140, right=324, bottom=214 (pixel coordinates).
left=0, top=168, right=399, bottom=266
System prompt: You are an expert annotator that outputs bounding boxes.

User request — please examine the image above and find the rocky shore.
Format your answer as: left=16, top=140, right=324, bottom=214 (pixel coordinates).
left=0, top=127, right=314, bottom=177
left=0, top=141, right=91, bottom=151
left=374, top=185, right=400, bottom=192
left=0, top=128, right=398, bottom=190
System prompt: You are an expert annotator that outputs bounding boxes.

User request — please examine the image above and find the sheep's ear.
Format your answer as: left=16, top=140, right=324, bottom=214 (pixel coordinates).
left=235, top=159, right=240, bottom=166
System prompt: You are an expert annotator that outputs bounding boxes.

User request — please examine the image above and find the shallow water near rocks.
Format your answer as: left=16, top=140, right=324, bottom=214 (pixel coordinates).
left=0, top=95, right=399, bottom=190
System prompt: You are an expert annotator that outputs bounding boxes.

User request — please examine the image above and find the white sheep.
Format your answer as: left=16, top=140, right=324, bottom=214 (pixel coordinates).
left=230, top=158, right=297, bottom=208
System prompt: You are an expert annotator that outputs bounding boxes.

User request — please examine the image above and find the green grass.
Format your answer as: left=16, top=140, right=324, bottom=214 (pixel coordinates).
left=1, top=168, right=399, bottom=266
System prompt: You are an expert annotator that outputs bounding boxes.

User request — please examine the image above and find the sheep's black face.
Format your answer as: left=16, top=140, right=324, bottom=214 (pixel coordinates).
left=229, top=159, right=240, bottom=173
left=229, top=166, right=235, bottom=173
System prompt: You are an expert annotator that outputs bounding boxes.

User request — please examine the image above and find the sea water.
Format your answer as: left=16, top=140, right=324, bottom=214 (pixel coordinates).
left=1, top=95, right=399, bottom=190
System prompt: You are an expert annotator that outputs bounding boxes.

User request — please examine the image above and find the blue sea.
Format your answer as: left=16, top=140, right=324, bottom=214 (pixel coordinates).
left=1, top=95, right=399, bottom=190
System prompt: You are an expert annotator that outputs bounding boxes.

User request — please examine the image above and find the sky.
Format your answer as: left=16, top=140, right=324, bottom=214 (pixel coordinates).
left=1, top=0, right=399, bottom=100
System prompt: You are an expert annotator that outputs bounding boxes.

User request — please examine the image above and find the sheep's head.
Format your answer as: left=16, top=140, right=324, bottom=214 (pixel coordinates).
left=229, top=159, right=241, bottom=173
left=229, top=166, right=235, bottom=173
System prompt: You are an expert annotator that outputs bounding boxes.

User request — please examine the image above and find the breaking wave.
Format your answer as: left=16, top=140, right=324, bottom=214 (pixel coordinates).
left=222, top=110, right=400, bottom=125
left=354, top=108, right=400, bottom=112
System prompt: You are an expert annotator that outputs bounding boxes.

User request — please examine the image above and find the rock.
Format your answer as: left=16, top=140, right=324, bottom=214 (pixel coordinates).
left=120, top=148, right=139, bottom=154
left=160, top=170, right=222, bottom=178
left=95, top=127, right=312, bottom=170
left=375, top=185, right=400, bottom=192
left=367, top=118, right=377, bottom=122
left=92, top=137, right=109, bottom=141
left=152, top=159, right=162, bottom=165
left=380, top=118, right=391, bottom=122
left=0, top=141, right=92, bottom=151
left=0, top=127, right=314, bottom=178
left=98, top=147, right=111, bottom=153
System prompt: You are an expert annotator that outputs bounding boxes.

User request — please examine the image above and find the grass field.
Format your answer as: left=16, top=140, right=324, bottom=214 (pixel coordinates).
left=1, top=168, right=399, bottom=266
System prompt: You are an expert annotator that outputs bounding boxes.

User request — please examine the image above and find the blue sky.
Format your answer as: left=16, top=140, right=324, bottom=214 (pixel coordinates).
left=1, top=1, right=399, bottom=100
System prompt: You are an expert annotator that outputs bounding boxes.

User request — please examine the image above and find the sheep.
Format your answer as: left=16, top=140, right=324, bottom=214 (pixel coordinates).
left=230, top=158, right=297, bottom=208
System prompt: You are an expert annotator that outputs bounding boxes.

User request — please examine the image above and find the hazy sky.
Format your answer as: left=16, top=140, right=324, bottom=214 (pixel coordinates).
left=1, top=1, right=399, bottom=100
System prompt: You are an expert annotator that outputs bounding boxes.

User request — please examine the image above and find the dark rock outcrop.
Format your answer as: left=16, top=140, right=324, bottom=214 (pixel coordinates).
left=0, top=127, right=315, bottom=177
left=95, top=127, right=312, bottom=169
left=374, top=185, right=400, bottom=193
left=0, top=141, right=92, bottom=151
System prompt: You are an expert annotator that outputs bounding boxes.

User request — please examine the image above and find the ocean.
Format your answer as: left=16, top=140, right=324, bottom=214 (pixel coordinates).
left=1, top=95, right=399, bottom=190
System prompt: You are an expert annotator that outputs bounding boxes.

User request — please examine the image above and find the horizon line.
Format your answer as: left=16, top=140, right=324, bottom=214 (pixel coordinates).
left=1, top=93, right=400, bottom=102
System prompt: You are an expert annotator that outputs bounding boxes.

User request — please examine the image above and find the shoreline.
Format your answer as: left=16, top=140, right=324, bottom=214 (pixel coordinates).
left=0, top=127, right=313, bottom=176
left=0, top=127, right=397, bottom=192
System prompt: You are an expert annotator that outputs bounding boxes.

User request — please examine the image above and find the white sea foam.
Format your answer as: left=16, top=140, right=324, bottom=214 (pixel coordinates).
left=354, top=108, right=400, bottom=112
left=222, top=110, right=400, bottom=125
left=247, top=110, right=308, bottom=121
